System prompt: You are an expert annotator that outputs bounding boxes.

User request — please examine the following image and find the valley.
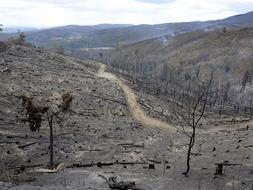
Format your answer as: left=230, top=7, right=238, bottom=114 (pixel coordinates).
left=0, top=44, right=253, bottom=189
left=1, top=8, right=253, bottom=190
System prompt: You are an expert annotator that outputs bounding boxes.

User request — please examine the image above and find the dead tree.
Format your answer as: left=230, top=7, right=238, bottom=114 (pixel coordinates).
left=181, top=80, right=211, bottom=177
left=241, top=70, right=250, bottom=93
left=19, top=92, right=73, bottom=169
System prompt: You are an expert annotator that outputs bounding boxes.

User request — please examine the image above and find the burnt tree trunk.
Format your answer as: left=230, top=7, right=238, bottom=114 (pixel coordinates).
left=215, top=164, right=223, bottom=175
left=47, top=114, right=54, bottom=169
left=184, top=127, right=196, bottom=177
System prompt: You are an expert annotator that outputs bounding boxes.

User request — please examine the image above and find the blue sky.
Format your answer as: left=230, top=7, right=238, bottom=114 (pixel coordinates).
left=0, top=0, right=252, bottom=28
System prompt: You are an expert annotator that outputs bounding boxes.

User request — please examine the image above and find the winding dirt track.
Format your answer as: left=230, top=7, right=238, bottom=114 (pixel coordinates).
left=63, top=57, right=253, bottom=134
left=97, top=63, right=177, bottom=133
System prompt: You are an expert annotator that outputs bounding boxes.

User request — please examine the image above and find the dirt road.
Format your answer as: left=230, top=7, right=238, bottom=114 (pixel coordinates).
left=64, top=57, right=252, bottom=134
left=97, top=63, right=177, bottom=132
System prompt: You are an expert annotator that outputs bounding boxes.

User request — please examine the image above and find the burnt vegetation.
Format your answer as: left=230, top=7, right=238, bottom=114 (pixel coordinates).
left=98, top=28, right=253, bottom=119
left=89, top=27, right=253, bottom=176
left=19, top=92, right=73, bottom=168
left=1, top=19, right=253, bottom=189
left=20, top=96, right=48, bottom=132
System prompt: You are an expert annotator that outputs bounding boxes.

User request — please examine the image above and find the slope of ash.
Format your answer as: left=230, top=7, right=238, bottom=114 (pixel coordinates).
left=0, top=45, right=253, bottom=190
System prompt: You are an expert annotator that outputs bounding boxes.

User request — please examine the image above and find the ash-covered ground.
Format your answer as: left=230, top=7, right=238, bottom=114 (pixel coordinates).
left=0, top=45, right=253, bottom=190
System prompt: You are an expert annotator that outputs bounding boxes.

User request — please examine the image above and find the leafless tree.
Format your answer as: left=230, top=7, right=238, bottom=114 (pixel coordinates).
left=181, top=79, right=211, bottom=177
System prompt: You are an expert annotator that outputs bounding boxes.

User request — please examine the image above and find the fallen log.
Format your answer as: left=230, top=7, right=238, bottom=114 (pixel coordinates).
left=69, top=162, right=114, bottom=168
left=7, top=52, right=25, bottom=58
left=19, top=164, right=43, bottom=171
left=243, top=145, right=253, bottom=148
left=115, top=161, right=147, bottom=165
left=78, top=148, right=103, bottom=152
left=18, top=142, right=38, bottom=149
left=32, top=163, right=64, bottom=173
left=117, top=143, right=145, bottom=148
left=215, top=163, right=243, bottom=166
left=0, top=68, right=11, bottom=73
left=99, top=175, right=137, bottom=190
left=147, top=159, right=162, bottom=164
left=67, top=161, right=147, bottom=169
left=137, top=100, right=154, bottom=110
left=67, top=163, right=94, bottom=168
left=109, top=180, right=136, bottom=190
left=97, top=162, right=114, bottom=168
left=7, top=164, right=43, bottom=171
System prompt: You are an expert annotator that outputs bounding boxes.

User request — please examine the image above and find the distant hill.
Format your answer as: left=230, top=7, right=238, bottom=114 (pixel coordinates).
left=2, top=27, right=39, bottom=33
left=25, top=24, right=133, bottom=48
left=217, top=11, right=253, bottom=26
left=1, top=11, right=253, bottom=49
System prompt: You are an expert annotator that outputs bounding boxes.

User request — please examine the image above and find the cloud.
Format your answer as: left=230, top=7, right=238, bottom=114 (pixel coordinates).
left=136, top=0, right=176, bottom=4
left=0, top=0, right=252, bottom=28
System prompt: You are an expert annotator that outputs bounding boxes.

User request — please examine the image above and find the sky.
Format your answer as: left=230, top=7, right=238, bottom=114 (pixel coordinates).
left=0, top=0, right=252, bottom=28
